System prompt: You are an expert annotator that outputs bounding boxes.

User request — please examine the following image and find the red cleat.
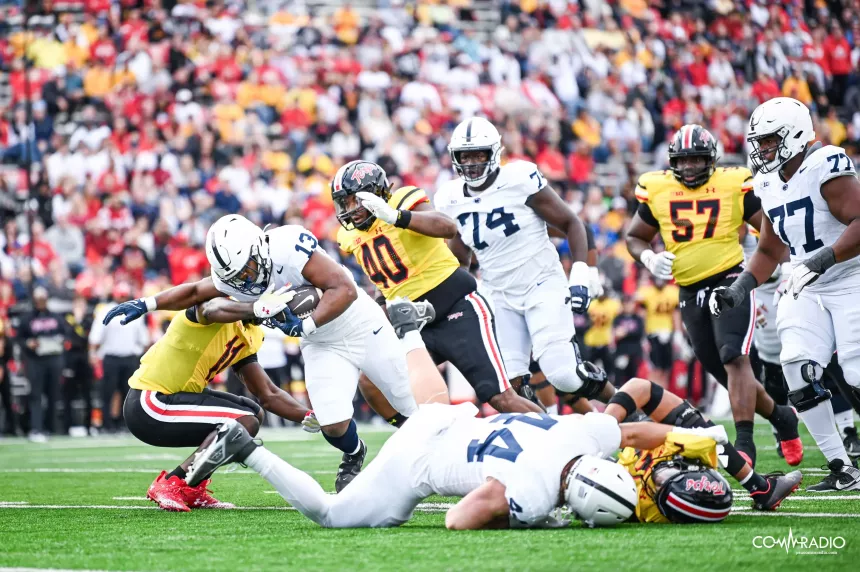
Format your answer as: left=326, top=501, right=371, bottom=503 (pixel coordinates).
left=181, top=479, right=235, bottom=509
left=780, top=437, right=804, bottom=466
left=147, top=471, right=190, bottom=512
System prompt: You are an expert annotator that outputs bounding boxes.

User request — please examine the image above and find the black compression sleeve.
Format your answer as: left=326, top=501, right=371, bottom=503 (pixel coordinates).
left=637, top=202, right=660, bottom=227
left=232, top=353, right=259, bottom=373
left=742, top=191, right=762, bottom=222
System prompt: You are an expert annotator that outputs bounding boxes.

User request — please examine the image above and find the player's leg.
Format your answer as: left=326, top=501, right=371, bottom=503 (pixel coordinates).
left=302, top=341, right=368, bottom=492
left=358, top=322, right=419, bottom=420
left=823, top=356, right=860, bottom=459
left=436, top=293, right=542, bottom=413
left=647, top=334, right=672, bottom=388
left=123, top=388, right=261, bottom=510
left=489, top=294, right=537, bottom=404
left=529, top=362, right=558, bottom=415
left=606, top=377, right=801, bottom=509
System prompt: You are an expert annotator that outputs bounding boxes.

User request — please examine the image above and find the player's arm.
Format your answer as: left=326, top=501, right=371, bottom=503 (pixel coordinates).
left=448, top=232, right=474, bottom=269
left=398, top=202, right=458, bottom=239
left=196, top=299, right=253, bottom=324
left=625, top=204, right=675, bottom=280
left=526, top=186, right=588, bottom=263
left=820, top=174, right=860, bottom=264
left=102, top=277, right=225, bottom=325
left=445, top=478, right=511, bottom=530
left=301, top=250, right=357, bottom=328
left=742, top=178, right=764, bottom=231
left=235, top=359, right=310, bottom=424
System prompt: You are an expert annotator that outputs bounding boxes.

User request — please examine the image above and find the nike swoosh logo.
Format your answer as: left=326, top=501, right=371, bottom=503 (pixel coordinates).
left=799, top=167, right=807, bottom=174
left=496, top=183, right=508, bottom=189
left=276, top=267, right=283, bottom=274
left=293, top=296, right=314, bottom=310
left=537, top=280, right=547, bottom=286
left=373, top=327, right=383, bottom=335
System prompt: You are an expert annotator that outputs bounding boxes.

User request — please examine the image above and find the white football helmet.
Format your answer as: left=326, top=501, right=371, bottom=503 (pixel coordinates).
left=747, top=97, right=814, bottom=174
left=564, top=455, right=638, bottom=527
left=448, top=117, right=502, bottom=188
left=205, top=215, right=271, bottom=297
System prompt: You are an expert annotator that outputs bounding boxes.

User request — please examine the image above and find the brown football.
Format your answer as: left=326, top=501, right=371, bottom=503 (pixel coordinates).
left=286, top=285, right=323, bottom=319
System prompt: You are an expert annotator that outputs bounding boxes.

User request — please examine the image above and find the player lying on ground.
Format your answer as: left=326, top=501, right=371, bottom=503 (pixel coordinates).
left=106, top=214, right=418, bottom=491
left=626, top=123, right=802, bottom=467
left=122, top=296, right=317, bottom=512
left=333, top=160, right=540, bottom=414
left=604, top=377, right=802, bottom=521
left=711, top=97, right=860, bottom=491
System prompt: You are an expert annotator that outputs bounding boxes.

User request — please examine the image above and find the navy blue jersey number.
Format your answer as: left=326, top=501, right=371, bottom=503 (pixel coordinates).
left=294, top=232, right=318, bottom=258
left=457, top=208, right=520, bottom=251
left=767, top=197, right=823, bottom=255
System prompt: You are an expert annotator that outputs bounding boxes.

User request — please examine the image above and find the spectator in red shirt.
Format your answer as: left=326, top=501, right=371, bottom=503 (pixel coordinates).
left=751, top=71, right=782, bottom=103
left=824, top=25, right=853, bottom=106
left=568, top=142, right=594, bottom=189
left=167, top=234, right=208, bottom=285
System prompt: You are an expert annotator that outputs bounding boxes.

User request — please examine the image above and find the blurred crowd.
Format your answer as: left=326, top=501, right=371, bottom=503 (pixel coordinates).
left=2, top=0, right=860, bottom=435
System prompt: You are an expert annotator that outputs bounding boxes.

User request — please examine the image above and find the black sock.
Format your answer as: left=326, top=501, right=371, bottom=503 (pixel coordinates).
left=168, top=466, right=187, bottom=481
left=734, top=420, right=755, bottom=444
left=766, top=404, right=799, bottom=440
left=386, top=413, right=409, bottom=428
left=721, top=442, right=766, bottom=492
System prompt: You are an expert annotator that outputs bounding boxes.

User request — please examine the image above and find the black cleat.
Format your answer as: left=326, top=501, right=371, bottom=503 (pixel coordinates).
left=750, top=470, right=802, bottom=510
left=807, top=458, right=860, bottom=492
left=335, top=440, right=367, bottom=493
left=843, top=427, right=860, bottom=460
left=386, top=298, right=435, bottom=339
left=187, top=421, right=259, bottom=487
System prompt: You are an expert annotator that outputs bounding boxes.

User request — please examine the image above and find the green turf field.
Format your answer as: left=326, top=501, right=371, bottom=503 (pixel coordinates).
left=1, top=422, right=858, bottom=572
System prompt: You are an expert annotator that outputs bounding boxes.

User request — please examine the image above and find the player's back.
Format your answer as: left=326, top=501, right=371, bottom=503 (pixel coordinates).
left=128, top=310, right=263, bottom=394
left=635, top=167, right=754, bottom=286
left=754, top=143, right=860, bottom=291
left=423, top=412, right=621, bottom=504
left=337, top=186, right=459, bottom=300
left=435, top=161, right=564, bottom=295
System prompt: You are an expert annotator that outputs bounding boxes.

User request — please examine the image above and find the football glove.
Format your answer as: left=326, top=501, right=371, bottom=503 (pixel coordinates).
left=640, top=249, right=675, bottom=280
left=301, top=410, right=321, bottom=433
left=271, top=307, right=304, bottom=337
left=709, top=272, right=758, bottom=317
left=567, top=261, right=592, bottom=314
left=785, top=247, right=836, bottom=299
left=253, top=286, right=296, bottom=319
left=103, top=298, right=152, bottom=325
left=357, top=191, right=399, bottom=225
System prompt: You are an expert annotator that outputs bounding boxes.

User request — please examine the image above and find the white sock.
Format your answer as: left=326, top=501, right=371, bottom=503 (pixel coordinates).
left=545, top=404, right=559, bottom=416
left=401, top=330, right=426, bottom=354
left=835, top=409, right=855, bottom=436
left=797, top=401, right=851, bottom=465
left=245, top=447, right=332, bottom=526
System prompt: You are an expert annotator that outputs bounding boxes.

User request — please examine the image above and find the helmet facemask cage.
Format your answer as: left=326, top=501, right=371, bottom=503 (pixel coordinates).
left=450, top=147, right=499, bottom=187
left=748, top=126, right=792, bottom=174
left=220, top=239, right=272, bottom=297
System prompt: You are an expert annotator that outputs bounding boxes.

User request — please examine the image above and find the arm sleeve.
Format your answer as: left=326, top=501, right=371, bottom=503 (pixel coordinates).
left=185, top=306, right=199, bottom=323
left=742, top=184, right=762, bottom=223
left=232, top=353, right=259, bottom=373
left=585, top=224, right=596, bottom=251
left=637, top=202, right=660, bottom=227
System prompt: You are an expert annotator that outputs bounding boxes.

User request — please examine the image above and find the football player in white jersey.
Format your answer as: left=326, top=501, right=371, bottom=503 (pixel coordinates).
left=186, top=401, right=743, bottom=529
left=711, top=97, right=860, bottom=491
left=104, top=215, right=418, bottom=492
left=435, top=117, right=609, bottom=404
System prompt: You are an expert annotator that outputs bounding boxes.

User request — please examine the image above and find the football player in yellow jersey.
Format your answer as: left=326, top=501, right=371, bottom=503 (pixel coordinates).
left=636, top=278, right=680, bottom=387
left=605, top=376, right=802, bottom=520
left=332, top=160, right=541, bottom=414
left=584, top=292, right=621, bottom=383
left=626, top=124, right=802, bottom=467
left=123, top=296, right=315, bottom=512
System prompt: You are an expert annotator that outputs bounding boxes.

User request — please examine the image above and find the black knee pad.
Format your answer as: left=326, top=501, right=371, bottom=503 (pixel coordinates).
left=662, top=400, right=707, bottom=429
left=641, top=382, right=664, bottom=416
left=608, top=391, right=637, bottom=419
left=788, top=361, right=832, bottom=413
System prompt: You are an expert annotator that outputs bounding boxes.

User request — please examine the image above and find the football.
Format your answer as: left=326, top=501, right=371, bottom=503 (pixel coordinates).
left=286, top=285, right=323, bottom=319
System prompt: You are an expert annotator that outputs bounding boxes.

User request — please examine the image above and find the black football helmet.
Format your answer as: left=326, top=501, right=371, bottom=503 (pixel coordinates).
left=331, top=160, right=392, bottom=231
left=668, top=124, right=717, bottom=188
left=648, top=457, right=732, bottom=524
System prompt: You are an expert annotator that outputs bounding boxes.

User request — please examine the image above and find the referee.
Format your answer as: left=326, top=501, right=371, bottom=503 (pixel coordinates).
left=89, top=283, right=149, bottom=432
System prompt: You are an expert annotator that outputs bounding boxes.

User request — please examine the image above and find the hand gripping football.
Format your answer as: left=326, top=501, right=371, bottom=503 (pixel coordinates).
left=286, top=285, right=323, bottom=319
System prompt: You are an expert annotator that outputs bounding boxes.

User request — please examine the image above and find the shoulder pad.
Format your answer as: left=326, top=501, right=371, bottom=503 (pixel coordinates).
left=803, top=144, right=855, bottom=183
left=634, top=170, right=671, bottom=203
left=389, top=186, right=429, bottom=210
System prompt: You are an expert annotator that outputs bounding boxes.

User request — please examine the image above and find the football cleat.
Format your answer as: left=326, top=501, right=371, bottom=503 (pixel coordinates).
left=181, top=479, right=235, bottom=509
left=147, top=471, right=190, bottom=512
left=843, top=427, right=860, bottom=460
left=386, top=298, right=435, bottom=339
left=774, top=407, right=803, bottom=466
left=806, top=459, right=860, bottom=492
left=335, top=440, right=367, bottom=493
left=186, top=421, right=259, bottom=487
left=750, top=470, right=802, bottom=510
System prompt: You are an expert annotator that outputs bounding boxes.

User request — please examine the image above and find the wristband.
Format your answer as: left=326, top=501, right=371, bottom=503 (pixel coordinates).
left=302, top=316, right=317, bottom=336
left=394, top=209, right=412, bottom=229
left=805, top=246, right=836, bottom=274
left=144, top=297, right=157, bottom=311
left=731, top=271, right=759, bottom=297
